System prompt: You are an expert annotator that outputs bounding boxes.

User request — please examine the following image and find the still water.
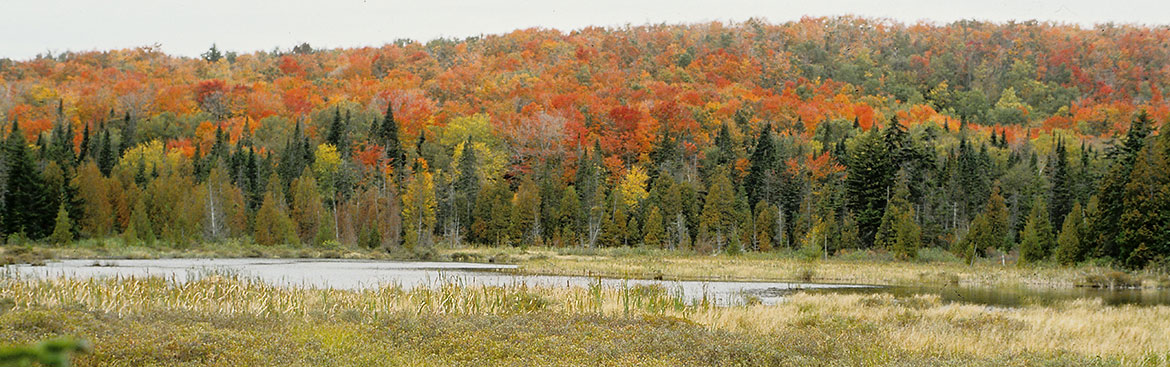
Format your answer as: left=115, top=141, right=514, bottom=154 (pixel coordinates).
left=5, top=258, right=867, bottom=306
left=7, top=258, right=1170, bottom=307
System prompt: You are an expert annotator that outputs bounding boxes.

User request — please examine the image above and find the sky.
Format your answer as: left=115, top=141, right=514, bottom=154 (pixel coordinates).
left=2, top=0, right=1169, bottom=60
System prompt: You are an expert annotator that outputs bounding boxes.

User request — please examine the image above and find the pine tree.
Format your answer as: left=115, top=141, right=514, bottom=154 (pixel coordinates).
left=2, top=120, right=54, bottom=238
left=326, top=106, right=349, bottom=156
left=745, top=123, right=778, bottom=207
left=1049, top=139, right=1073, bottom=225
left=379, top=103, right=405, bottom=177
left=874, top=174, right=920, bottom=259
left=1090, top=111, right=1152, bottom=260
left=97, top=130, right=116, bottom=175
left=1018, top=196, right=1055, bottom=264
left=643, top=206, right=665, bottom=248
left=600, top=191, right=628, bottom=247
left=1053, top=202, right=1085, bottom=266
left=48, top=203, right=74, bottom=245
left=559, top=185, right=580, bottom=245
left=454, top=141, right=480, bottom=237
left=488, top=180, right=514, bottom=246
left=844, top=128, right=894, bottom=247
left=958, top=185, right=1011, bottom=261
left=512, top=176, right=542, bottom=246
left=699, top=172, right=735, bottom=251
left=754, top=201, right=777, bottom=251
left=1115, top=137, right=1170, bottom=268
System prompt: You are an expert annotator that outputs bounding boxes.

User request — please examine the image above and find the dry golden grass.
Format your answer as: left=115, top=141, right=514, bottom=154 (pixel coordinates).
left=468, top=246, right=1165, bottom=289
left=2, top=274, right=1168, bottom=365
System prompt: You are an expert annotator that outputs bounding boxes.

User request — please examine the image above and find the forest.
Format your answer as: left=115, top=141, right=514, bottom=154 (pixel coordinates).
left=1, top=16, right=1168, bottom=270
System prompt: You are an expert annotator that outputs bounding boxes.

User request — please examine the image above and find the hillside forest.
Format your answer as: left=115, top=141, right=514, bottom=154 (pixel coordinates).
left=1, top=17, right=1169, bottom=269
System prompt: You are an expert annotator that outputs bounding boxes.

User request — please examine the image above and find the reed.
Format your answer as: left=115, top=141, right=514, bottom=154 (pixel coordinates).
left=1, top=274, right=1166, bottom=365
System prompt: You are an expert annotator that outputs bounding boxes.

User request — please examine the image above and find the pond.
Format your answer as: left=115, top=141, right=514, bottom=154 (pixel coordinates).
left=4, top=258, right=867, bottom=306
left=7, top=258, right=1170, bottom=307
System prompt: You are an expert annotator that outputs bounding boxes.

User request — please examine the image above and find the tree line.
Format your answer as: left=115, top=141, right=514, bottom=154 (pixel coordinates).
left=3, top=100, right=1167, bottom=270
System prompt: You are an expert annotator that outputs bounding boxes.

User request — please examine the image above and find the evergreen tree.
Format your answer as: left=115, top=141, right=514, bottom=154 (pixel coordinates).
left=754, top=201, right=777, bottom=251
left=2, top=121, right=54, bottom=238
left=48, top=203, right=74, bottom=245
left=78, top=123, right=91, bottom=163
left=326, top=107, right=349, bottom=157
left=1090, top=112, right=1152, bottom=260
left=699, top=172, right=735, bottom=251
left=1018, top=196, right=1055, bottom=264
left=1053, top=202, right=1086, bottom=266
left=643, top=206, right=665, bottom=248
left=1115, top=136, right=1170, bottom=268
left=599, top=191, right=628, bottom=247
left=745, top=123, right=779, bottom=208
left=379, top=103, right=406, bottom=177
left=97, top=130, right=116, bottom=175
left=874, top=174, right=920, bottom=259
left=958, top=185, right=1011, bottom=261
left=1049, top=139, right=1073, bottom=225
left=454, top=141, right=480, bottom=236
left=558, top=185, right=580, bottom=245
left=512, top=176, right=542, bottom=246
left=844, top=128, right=893, bottom=247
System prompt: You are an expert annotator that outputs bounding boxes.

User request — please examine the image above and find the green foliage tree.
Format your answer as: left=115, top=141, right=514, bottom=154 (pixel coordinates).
left=48, top=203, right=74, bottom=245
left=1053, top=202, right=1086, bottom=266
left=874, top=175, right=920, bottom=259
left=844, top=128, right=893, bottom=247
left=2, top=121, right=54, bottom=238
left=1115, top=135, right=1170, bottom=269
left=642, top=206, right=664, bottom=248
left=1018, top=196, right=1055, bottom=264
left=699, top=172, right=735, bottom=251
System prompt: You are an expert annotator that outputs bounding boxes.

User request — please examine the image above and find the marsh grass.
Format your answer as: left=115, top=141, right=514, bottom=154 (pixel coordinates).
left=0, top=274, right=1167, bottom=366
left=480, top=246, right=1169, bottom=290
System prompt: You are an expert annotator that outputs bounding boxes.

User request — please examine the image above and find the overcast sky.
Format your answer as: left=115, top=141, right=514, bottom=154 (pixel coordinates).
left=3, top=0, right=1169, bottom=60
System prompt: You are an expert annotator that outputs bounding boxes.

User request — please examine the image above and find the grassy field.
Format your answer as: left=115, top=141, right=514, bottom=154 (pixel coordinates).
left=1, top=273, right=1168, bottom=366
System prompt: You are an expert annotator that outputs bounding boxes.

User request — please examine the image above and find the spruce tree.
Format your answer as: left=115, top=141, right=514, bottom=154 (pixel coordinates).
left=1115, top=137, right=1170, bottom=268
left=559, top=185, right=580, bottom=246
left=1053, top=202, right=1085, bottom=266
left=1049, top=139, right=1073, bottom=225
left=48, top=203, right=74, bottom=245
left=699, top=172, right=735, bottom=251
left=643, top=206, right=665, bottom=248
left=380, top=103, right=405, bottom=177
left=1018, top=196, right=1055, bottom=264
left=454, top=141, right=480, bottom=235
left=745, top=123, right=778, bottom=208
left=844, top=128, right=893, bottom=247
left=2, top=121, right=54, bottom=238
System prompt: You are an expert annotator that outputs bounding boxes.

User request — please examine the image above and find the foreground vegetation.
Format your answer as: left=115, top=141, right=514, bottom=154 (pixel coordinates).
left=1, top=274, right=1168, bottom=366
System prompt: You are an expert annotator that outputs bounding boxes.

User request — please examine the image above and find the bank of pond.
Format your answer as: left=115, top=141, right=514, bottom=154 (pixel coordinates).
left=6, top=258, right=1170, bottom=308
